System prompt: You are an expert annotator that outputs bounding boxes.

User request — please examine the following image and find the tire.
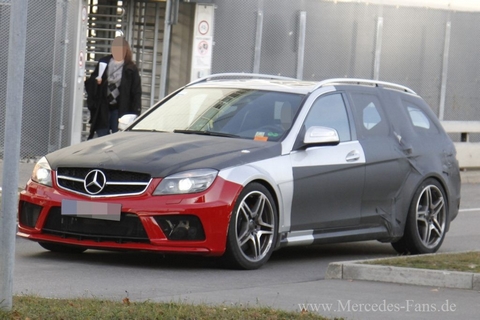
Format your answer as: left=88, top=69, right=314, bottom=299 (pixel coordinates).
left=39, top=242, right=87, bottom=254
left=391, top=178, right=448, bottom=254
left=222, top=183, right=278, bottom=270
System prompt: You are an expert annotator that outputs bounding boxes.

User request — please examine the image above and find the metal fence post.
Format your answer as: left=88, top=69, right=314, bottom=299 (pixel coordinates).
left=151, top=2, right=161, bottom=106
left=439, top=20, right=451, bottom=121
left=159, top=0, right=173, bottom=99
left=373, top=16, right=383, bottom=80
left=296, top=11, right=307, bottom=80
left=0, top=0, right=28, bottom=311
left=253, top=10, right=264, bottom=74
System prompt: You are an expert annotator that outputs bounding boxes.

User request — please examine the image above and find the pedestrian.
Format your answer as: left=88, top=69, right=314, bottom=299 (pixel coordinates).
left=85, top=36, right=142, bottom=139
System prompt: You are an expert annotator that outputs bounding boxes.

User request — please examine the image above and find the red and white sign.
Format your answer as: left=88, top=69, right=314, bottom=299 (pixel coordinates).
left=81, top=6, right=87, bottom=22
left=198, top=20, right=209, bottom=35
left=79, top=51, right=84, bottom=67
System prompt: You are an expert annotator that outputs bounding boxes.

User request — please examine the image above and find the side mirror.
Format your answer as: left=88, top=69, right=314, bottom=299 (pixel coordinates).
left=303, top=126, right=340, bottom=146
left=118, top=114, right=137, bottom=131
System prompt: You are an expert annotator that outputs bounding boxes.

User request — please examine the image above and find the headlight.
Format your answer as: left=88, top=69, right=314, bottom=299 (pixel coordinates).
left=31, top=156, right=52, bottom=186
left=154, top=169, right=218, bottom=195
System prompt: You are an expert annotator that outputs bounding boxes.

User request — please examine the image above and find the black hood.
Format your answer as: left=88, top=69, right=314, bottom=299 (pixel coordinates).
left=46, top=131, right=282, bottom=177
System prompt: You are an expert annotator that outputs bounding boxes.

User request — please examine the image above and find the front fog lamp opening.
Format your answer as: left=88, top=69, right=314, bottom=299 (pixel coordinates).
left=19, top=201, right=43, bottom=228
left=154, top=215, right=205, bottom=241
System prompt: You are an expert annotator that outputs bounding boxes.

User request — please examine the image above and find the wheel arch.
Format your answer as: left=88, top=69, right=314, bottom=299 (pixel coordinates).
left=221, top=178, right=281, bottom=269
left=391, top=172, right=451, bottom=240
left=218, top=159, right=293, bottom=236
left=404, top=173, right=452, bottom=231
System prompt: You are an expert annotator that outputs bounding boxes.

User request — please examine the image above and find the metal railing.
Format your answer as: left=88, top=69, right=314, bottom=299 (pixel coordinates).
left=313, top=79, right=417, bottom=95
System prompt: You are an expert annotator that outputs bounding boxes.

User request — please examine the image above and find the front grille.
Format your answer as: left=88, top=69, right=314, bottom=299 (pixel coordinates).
left=56, top=167, right=151, bottom=197
left=42, top=207, right=149, bottom=243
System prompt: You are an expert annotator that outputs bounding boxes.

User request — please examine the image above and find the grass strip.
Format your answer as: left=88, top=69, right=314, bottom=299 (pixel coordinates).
left=0, top=296, right=340, bottom=320
left=364, top=251, right=480, bottom=273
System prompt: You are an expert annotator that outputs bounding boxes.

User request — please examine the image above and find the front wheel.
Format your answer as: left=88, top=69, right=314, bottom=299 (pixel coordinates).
left=391, top=179, right=448, bottom=254
left=222, top=183, right=278, bottom=270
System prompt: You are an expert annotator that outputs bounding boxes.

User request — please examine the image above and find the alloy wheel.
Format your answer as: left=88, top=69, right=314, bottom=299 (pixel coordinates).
left=234, top=190, right=275, bottom=263
left=415, top=184, right=446, bottom=249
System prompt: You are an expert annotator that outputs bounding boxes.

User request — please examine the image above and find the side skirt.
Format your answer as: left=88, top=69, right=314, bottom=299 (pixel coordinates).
left=280, top=226, right=390, bottom=247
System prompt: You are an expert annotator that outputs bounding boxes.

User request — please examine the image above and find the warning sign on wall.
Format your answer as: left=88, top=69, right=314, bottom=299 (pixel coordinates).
left=190, top=5, right=214, bottom=81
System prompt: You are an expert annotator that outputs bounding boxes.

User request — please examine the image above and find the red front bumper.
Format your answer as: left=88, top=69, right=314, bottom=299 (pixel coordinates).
left=17, top=175, right=243, bottom=256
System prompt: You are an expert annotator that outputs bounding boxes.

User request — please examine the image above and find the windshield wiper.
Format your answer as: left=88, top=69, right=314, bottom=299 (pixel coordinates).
left=129, top=129, right=166, bottom=132
left=173, top=129, right=239, bottom=138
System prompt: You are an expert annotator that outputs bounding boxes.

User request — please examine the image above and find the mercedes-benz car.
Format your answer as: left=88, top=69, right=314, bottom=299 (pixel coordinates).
left=18, top=74, right=461, bottom=269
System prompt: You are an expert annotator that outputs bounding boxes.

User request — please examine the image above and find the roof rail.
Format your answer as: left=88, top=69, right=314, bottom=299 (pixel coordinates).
left=186, top=73, right=297, bottom=86
left=311, top=78, right=417, bottom=95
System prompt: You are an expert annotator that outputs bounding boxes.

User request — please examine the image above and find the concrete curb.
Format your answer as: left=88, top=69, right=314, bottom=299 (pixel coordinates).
left=325, top=252, right=480, bottom=291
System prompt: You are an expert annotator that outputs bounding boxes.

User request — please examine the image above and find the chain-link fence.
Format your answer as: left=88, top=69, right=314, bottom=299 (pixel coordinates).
left=1, top=0, right=84, bottom=159
left=1, top=0, right=479, bottom=160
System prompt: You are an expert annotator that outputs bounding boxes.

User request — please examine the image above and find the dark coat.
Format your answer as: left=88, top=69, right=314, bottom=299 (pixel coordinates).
left=85, top=55, right=142, bottom=139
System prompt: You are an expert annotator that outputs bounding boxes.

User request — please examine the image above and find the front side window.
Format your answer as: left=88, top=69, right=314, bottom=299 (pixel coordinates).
left=304, top=93, right=351, bottom=141
left=131, top=87, right=305, bottom=142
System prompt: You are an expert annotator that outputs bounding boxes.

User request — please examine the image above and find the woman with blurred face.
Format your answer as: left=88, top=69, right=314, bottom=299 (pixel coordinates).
left=85, top=36, right=142, bottom=139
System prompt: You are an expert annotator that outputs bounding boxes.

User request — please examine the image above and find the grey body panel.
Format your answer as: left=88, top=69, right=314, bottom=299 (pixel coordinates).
left=344, top=87, right=413, bottom=237
left=283, top=84, right=460, bottom=245
left=380, top=88, right=461, bottom=224
left=290, top=142, right=366, bottom=231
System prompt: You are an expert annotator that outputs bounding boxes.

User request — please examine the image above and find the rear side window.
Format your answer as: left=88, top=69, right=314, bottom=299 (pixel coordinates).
left=402, top=101, right=439, bottom=134
left=363, top=102, right=382, bottom=129
left=407, top=106, right=430, bottom=129
left=349, top=93, right=389, bottom=138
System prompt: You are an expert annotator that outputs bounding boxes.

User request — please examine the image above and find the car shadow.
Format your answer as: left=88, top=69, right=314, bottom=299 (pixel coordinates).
left=270, top=241, right=397, bottom=263
left=23, top=240, right=397, bottom=271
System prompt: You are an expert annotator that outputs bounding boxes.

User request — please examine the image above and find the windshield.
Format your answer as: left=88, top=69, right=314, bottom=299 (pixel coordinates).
left=131, top=87, right=305, bottom=142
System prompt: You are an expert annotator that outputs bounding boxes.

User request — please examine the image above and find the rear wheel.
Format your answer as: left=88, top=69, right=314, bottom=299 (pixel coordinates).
left=223, top=183, right=278, bottom=270
left=39, top=242, right=87, bottom=254
left=391, top=179, right=448, bottom=254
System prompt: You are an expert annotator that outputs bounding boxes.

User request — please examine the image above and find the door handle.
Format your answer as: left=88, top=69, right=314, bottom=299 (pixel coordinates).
left=346, top=150, right=360, bottom=162
left=394, top=131, right=413, bottom=155
left=403, top=146, right=413, bottom=155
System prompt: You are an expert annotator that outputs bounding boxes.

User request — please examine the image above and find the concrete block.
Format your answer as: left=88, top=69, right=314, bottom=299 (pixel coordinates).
left=325, top=262, right=343, bottom=279
left=473, top=273, right=480, bottom=291
left=342, top=264, right=474, bottom=289
left=454, top=142, right=480, bottom=169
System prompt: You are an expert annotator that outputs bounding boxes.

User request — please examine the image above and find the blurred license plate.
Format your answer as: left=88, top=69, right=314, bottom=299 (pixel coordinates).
left=61, top=199, right=121, bottom=221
